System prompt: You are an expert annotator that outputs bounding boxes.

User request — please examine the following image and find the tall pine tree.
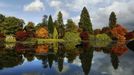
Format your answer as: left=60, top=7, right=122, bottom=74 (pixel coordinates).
left=48, top=15, right=54, bottom=34
left=57, top=11, right=64, bottom=26
left=79, top=7, right=93, bottom=33
left=109, top=11, right=117, bottom=29
left=57, top=11, right=65, bottom=38
left=66, top=19, right=77, bottom=32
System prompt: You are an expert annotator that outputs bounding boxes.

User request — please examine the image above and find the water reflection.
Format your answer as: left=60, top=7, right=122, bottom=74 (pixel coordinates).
left=0, top=40, right=133, bottom=75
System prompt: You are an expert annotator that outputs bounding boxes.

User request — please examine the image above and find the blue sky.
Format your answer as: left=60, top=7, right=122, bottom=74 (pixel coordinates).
left=0, top=0, right=134, bottom=30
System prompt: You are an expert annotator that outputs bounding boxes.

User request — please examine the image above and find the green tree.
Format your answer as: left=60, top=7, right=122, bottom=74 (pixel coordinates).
left=24, top=22, right=35, bottom=32
left=79, top=7, right=93, bottom=33
left=57, top=11, right=63, bottom=26
left=109, top=11, right=117, bottom=28
left=0, top=14, right=5, bottom=23
left=66, top=19, right=77, bottom=32
left=1, top=16, right=24, bottom=35
left=42, top=15, right=48, bottom=27
left=0, top=14, right=5, bottom=33
left=48, top=15, right=54, bottom=34
left=53, top=27, right=58, bottom=39
left=57, top=11, right=65, bottom=38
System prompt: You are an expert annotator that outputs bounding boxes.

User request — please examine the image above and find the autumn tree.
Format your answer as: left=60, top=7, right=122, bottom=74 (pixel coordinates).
left=111, top=24, right=127, bottom=41
left=16, top=29, right=28, bottom=41
left=109, top=12, right=117, bottom=29
left=48, top=15, right=54, bottom=35
left=79, top=7, right=93, bottom=33
left=66, top=19, right=78, bottom=32
left=35, top=27, right=48, bottom=38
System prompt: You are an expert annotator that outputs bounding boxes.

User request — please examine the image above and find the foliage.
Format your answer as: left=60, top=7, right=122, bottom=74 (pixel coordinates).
left=66, top=19, right=78, bottom=32
left=0, top=48, right=24, bottom=69
left=96, top=34, right=112, bottom=41
left=109, top=11, right=117, bottom=28
left=24, top=22, right=35, bottom=32
left=63, top=32, right=81, bottom=50
left=5, top=35, right=16, bottom=43
left=111, top=24, right=127, bottom=40
left=94, top=29, right=101, bottom=35
left=48, top=15, right=54, bottom=34
left=24, top=22, right=35, bottom=38
left=0, top=16, right=24, bottom=35
left=35, top=27, right=48, bottom=38
left=42, top=15, right=48, bottom=27
left=90, top=34, right=112, bottom=47
left=16, top=30, right=29, bottom=41
left=57, top=11, right=65, bottom=38
left=57, top=11, right=64, bottom=26
left=53, top=27, right=58, bottom=39
left=125, top=31, right=134, bottom=40
left=35, top=44, right=48, bottom=54
left=79, top=7, right=93, bottom=33
left=111, top=41, right=128, bottom=56
left=80, top=31, right=89, bottom=40
left=0, top=32, right=5, bottom=42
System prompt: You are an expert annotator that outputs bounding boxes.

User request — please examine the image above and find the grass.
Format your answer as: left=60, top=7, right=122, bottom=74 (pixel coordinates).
left=36, top=38, right=65, bottom=44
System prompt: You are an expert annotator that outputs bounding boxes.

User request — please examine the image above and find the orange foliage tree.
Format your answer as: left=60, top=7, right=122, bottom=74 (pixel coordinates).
left=111, top=41, right=128, bottom=56
left=35, top=27, right=48, bottom=38
left=111, top=24, right=127, bottom=41
left=35, top=44, right=48, bottom=54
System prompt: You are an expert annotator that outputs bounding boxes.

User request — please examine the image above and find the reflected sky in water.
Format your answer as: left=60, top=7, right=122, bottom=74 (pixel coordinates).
left=0, top=41, right=134, bottom=75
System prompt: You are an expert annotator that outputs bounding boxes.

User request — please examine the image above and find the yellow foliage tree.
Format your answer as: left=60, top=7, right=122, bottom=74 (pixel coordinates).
left=35, top=27, right=48, bottom=38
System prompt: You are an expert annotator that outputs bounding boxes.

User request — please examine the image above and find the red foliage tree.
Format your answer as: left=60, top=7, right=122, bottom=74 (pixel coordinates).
left=111, top=24, right=127, bottom=41
left=15, top=30, right=28, bottom=41
left=80, top=31, right=89, bottom=40
left=125, top=31, right=134, bottom=40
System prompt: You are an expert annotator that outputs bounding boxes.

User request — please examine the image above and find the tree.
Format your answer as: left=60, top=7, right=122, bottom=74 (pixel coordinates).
left=79, top=7, right=93, bottom=33
left=15, top=29, right=28, bottom=41
left=48, top=15, right=54, bottom=34
left=57, top=11, right=65, bottom=38
left=0, top=14, right=5, bottom=23
left=24, top=22, right=35, bottom=32
left=35, top=27, right=48, bottom=38
left=63, top=32, right=81, bottom=50
left=57, top=11, right=63, bottom=26
left=66, top=19, right=78, bottom=32
left=53, top=27, right=58, bottom=39
left=24, top=22, right=35, bottom=37
left=42, top=15, right=48, bottom=27
left=111, top=24, right=127, bottom=41
left=0, top=16, right=24, bottom=35
left=109, top=12, right=117, bottom=29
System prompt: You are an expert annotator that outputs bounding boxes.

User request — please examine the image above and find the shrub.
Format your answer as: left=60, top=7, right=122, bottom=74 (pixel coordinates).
left=16, top=30, right=28, bottom=41
left=5, top=35, right=16, bottom=43
left=63, top=32, right=81, bottom=50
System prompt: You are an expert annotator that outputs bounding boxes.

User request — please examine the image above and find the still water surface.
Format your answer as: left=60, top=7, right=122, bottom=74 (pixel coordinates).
left=0, top=41, right=134, bottom=75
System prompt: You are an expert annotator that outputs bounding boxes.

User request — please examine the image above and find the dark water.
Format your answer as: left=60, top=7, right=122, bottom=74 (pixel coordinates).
left=0, top=41, right=134, bottom=75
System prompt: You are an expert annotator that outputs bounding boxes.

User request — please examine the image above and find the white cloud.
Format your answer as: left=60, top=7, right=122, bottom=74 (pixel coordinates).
left=24, top=0, right=44, bottom=12
left=91, top=0, right=134, bottom=30
left=50, top=0, right=62, bottom=9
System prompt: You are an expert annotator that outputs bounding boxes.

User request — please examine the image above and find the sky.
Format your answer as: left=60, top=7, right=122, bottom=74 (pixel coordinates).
left=0, top=0, right=134, bottom=31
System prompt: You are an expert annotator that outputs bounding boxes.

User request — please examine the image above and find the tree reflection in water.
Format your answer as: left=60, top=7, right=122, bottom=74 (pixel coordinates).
left=0, top=43, right=24, bottom=70
left=0, top=40, right=131, bottom=75
left=79, top=41, right=93, bottom=75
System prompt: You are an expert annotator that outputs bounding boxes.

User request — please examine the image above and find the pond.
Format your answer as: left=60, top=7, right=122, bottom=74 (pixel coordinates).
left=0, top=41, right=134, bottom=75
